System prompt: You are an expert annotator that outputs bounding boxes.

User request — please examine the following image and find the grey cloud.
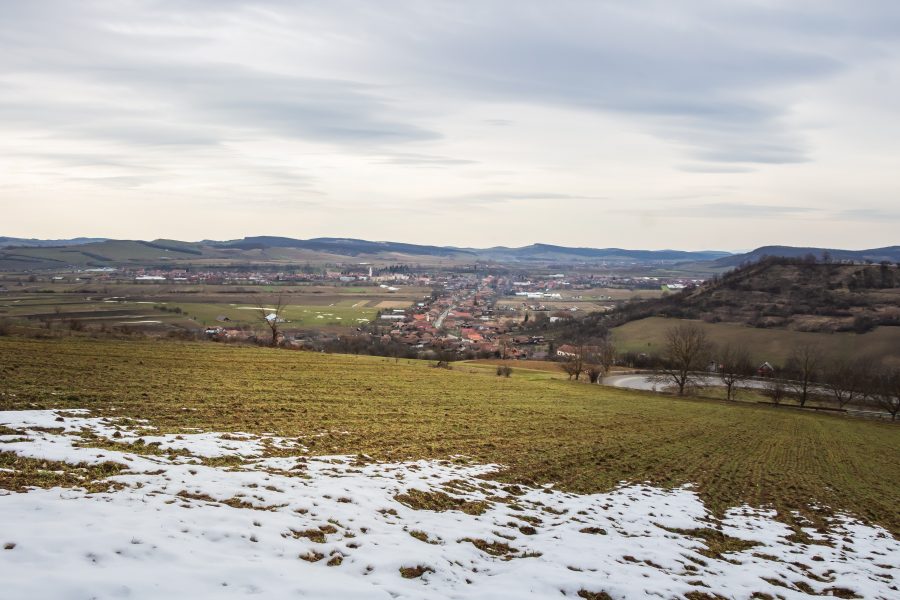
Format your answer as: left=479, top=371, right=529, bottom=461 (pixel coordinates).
left=631, top=203, right=821, bottom=219
left=428, top=191, right=605, bottom=208
left=0, top=69, right=438, bottom=148
left=677, top=164, right=757, bottom=174
left=61, top=175, right=157, bottom=189
left=16, top=152, right=160, bottom=170
left=2, top=0, right=899, bottom=233
left=0, top=3, right=440, bottom=151
left=236, top=196, right=326, bottom=210
left=836, top=208, right=900, bottom=221
left=313, top=1, right=872, bottom=164
left=373, top=153, right=478, bottom=167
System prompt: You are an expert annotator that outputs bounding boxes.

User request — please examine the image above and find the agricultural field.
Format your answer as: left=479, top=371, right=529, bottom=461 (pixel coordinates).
left=1, top=336, right=897, bottom=532
left=612, top=316, right=900, bottom=367
left=0, top=284, right=430, bottom=332
left=160, top=301, right=379, bottom=328
left=1, top=336, right=898, bottom=598
left=463, top=358, right=573, bottom=374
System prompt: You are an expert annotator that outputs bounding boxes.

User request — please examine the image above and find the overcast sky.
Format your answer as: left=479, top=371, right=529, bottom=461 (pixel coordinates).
left=2, top=1, right=899, bottom=250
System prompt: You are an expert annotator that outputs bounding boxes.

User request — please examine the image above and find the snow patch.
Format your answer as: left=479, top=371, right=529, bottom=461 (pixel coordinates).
left=0, top=410, right=897, bottom=599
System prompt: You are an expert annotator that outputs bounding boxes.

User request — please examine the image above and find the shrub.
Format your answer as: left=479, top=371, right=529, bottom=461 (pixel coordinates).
left=851, top=314, right=877, bottom=334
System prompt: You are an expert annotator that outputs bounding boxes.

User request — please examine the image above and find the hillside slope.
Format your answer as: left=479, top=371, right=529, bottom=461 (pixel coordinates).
left=543, top=258, right=900, bottom=354
left=1, top=336, right=897, bottom=534
left=618, top=258, right=900, bottom=333
left=712, top=245, right=900, bottom=268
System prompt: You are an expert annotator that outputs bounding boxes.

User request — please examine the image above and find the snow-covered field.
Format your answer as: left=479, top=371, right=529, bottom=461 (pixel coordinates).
left=1, top=410, right=897, bottom=599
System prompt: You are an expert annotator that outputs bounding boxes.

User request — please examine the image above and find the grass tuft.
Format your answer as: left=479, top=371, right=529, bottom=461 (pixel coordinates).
left=394, top=489, right=489, bottom=516
left=399, top=565, right=434, bottom=579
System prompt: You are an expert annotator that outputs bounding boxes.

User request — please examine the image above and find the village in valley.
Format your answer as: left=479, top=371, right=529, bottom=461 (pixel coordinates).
left=0, top=261, right=703, bottom=363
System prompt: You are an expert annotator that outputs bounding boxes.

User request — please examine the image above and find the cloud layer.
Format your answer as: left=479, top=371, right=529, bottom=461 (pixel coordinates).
left=1, top=1, right=899, bottom=249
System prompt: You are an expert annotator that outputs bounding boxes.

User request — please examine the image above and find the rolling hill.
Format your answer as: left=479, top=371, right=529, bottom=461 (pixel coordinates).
left=217, top=236, right=475, bottom=257
left=547, top=257, right=900, bottom=365
left=476, top=244, right=730, bottom=262
left=0, top=236, right=107, bottom=248
left=3, top=235, right=899, bottom=271
left=1, top=236, right=734, bottom=269
left=711, top=245, right=900, bottom=268
left=609, top=257, right=900, bottom=332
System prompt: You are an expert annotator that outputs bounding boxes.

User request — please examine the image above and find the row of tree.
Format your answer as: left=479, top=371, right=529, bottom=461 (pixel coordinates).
left=650, top=323, right=900, bottom=419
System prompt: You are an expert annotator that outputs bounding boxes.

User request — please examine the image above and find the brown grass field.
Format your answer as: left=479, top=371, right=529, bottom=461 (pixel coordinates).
left=1, top=336, right=898, bottom=535
left=0, top=284, right=431, bottom=330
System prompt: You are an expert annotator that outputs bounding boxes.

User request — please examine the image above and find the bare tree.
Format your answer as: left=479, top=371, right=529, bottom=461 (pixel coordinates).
left=718, top=344, right=754, bottom=401
left=784, top=344, right=823, bottom=407
left=560, top=353, right=585, bottom=380
left=257, top=295, right=288, bottom=347
left=593, top=337, right=617, bottom=383
left=561, top=340, right=612, bottom=383
left=650, top=323, right=713, bottom=395
left=822, top=357, right=871, bottom=409
left=871, top=365, right=900, bottom=420
left=764, top=376, right=787, bottom=405
left=583, top=338, right=617, bottom=384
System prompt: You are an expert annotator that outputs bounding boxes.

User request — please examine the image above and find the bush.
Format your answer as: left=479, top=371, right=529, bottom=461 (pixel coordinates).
left=851, top=314, right=877, bottom=334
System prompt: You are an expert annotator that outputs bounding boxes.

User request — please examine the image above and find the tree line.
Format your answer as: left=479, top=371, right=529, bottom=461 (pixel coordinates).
left=645, top=323, right=900, bottom=419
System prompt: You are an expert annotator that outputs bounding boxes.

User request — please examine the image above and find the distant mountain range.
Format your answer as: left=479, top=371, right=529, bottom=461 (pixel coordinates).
left=0, top=235, right=897, bottom=270
left=0, top=236, right=108, bottom=248
left=218, top=236, right=470, bottom=257
left=215, top=238, right=731, bottom=262
left=475, top=244, right=730, bottom=262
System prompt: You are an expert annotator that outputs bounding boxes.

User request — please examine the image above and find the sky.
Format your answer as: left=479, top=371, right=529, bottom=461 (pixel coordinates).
left=1, top=0, right=899, bottom=250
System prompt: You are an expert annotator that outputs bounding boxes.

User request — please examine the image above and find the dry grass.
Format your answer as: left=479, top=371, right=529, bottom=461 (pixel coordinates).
left=1, top=336, right=898, bottom=534
left=463, top=358, right=570, bottom=374
left=394, top=489, right=488, bottom=515
left=0, top=451, right=124, bottom=493
left=660, top=526, right=758, bottom=559
left=399, top=565, right=433, bottom=579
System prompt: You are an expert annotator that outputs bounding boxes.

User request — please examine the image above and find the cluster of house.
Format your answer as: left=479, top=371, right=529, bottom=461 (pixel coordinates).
left=344, top=271, right=708, bottom=359
left=68, top=265, right=709, bottom=360
left=505, top=274, right=702, bottom=298
left=356, top=275, right=550, bottom=358
left=46, top=266, right=438, bottom=287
